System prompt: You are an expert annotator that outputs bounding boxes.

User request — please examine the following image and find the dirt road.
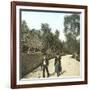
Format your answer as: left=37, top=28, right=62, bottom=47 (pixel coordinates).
left=22, top=55, right=80, bottom=79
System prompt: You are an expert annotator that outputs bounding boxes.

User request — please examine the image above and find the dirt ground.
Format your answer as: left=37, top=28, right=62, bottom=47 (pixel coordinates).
left=22, top=55, right=80, bottom=79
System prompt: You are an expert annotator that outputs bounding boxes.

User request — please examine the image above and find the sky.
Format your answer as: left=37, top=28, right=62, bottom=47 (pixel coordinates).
left=21, top=10, right=72, bottom=41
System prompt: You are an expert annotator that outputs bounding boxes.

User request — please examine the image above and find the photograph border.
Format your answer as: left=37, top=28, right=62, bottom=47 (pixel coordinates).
left=11, top=1, right=88, bottom=89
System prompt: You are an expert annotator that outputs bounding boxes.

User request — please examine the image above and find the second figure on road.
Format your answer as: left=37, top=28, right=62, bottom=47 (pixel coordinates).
left=54, top=54, right=62, bottom=77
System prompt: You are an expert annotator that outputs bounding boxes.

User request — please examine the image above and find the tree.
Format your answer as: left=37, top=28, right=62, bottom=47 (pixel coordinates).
left=21, top=20, right=43, bottom=53
left=64, top=14, right=80, bottom=39
left=64, top=14, right=80, bottom=54
left=55, top=30, right=59, bottom=39
left=41, top=23, right=63, bottom=55
left=41, top=23, right=52, bottom=51
left=20, top=20, right=30, bottom=52
left=27, top=29, right=43, bottom=52
left=41, top=23, right=51, bottom=34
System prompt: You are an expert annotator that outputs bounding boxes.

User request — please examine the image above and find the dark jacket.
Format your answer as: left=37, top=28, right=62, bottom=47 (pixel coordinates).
left=54, top=56, right=62, bottom=72
left=42, top=58, right=49, bottom=66
left=54, top=56, right=61, bottom=66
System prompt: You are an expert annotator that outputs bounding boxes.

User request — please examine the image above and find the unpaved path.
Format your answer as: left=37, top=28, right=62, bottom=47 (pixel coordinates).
left=22, top=55, right=80, bottom=79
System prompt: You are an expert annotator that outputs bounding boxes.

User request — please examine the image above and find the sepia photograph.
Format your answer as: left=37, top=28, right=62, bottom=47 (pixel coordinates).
left=20, top=10, right=80, bottom=79
left=11, top=1, right=87, bottom=88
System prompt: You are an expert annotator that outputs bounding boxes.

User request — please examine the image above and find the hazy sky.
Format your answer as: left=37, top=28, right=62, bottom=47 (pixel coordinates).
left=21, top=10, right=72, bottom=41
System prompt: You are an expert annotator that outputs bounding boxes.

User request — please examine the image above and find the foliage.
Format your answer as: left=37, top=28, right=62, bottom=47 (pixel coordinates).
left=64, top=14, right=80, bottom=38
left=64, top=14, right=80, bottom=59
left=20, top=20, right=43, bottom=53
left=40, top=23, right=63, bottom=54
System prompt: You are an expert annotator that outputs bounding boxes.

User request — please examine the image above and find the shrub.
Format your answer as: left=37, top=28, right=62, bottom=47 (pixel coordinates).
left=20, top=52, right=43, bottom=78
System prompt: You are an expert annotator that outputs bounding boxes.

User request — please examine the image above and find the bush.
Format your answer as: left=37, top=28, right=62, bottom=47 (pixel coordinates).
left=20, top=52, right=43, bottom=78
left=72, top=53, right=80, bottom=61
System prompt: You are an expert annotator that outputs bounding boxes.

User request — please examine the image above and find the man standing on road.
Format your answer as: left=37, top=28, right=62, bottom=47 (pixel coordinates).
left=42, top=54, right=49, bottom=78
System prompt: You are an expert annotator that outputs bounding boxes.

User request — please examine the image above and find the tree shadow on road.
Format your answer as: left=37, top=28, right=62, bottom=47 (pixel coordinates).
left=60, top=70, right=66, bottom=75
left=49, top=70, right=66, bottom=77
